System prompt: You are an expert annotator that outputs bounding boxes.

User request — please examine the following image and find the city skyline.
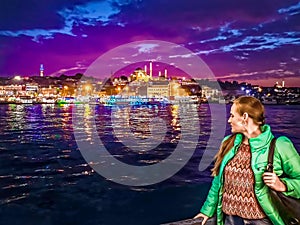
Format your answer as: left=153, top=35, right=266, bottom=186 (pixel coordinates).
left=0, top=0, right=300, bottom=87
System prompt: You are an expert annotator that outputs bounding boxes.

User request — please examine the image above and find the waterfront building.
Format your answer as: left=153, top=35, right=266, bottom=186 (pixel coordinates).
left=0, top=84, right=24, bottom=96
left=25, top=84, right=39, bottom=96
left=201, top=85, right=222, bottom=101
left=38, top=86, right=58, bottom=97
left=147, top=80, right=169, bottom=98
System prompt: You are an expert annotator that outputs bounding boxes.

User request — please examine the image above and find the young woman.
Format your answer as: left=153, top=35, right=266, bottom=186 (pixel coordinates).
left=194, top=96, right=300, bottom=225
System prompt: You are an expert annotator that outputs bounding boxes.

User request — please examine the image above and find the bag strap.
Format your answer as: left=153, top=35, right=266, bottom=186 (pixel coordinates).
left=266, top=137, right=277, bottom=172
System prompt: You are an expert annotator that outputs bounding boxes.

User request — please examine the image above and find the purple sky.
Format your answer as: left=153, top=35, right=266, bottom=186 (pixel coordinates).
left=0, top=0, right=300, bottom=87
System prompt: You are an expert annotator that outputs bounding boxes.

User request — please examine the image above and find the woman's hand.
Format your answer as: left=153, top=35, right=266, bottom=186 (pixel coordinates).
left=263, top=172, right=287, bottom=192
left=193, top=213, right=209, bottom=224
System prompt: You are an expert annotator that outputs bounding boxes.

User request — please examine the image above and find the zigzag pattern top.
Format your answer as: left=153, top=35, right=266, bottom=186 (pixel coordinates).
left=222, top=143, right=266, bottom=219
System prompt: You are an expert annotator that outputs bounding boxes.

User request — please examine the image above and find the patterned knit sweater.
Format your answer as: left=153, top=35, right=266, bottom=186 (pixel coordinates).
left=222, top=143, right=266, bottom=219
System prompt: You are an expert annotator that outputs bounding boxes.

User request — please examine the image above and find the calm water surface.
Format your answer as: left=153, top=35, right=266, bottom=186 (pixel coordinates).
left=0, top=103, right=299, bottom=225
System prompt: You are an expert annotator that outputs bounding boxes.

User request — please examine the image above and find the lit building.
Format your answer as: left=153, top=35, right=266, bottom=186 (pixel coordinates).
left=147, top=80, right=169, bottom=97
left=26, top=84, right=39, bottom=94
left=1, top=84, right=24, bottom=96
left=130, top=67, right=151, bottom=82
left=39, top=86, right=58, bottom=97
left=169, top=80, right=189, bottom=96
left=201, top=85, right=222, bottom=100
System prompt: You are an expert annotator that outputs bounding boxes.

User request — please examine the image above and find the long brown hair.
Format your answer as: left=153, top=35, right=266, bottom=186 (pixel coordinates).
left=211, top=96, right=265, bottom=176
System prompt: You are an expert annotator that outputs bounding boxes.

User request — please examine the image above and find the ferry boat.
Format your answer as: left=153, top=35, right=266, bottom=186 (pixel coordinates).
left=16, top=96, right=34, bottom=104
left=261, top=97, right=278, bottom=105
left=169, top=96, right=199, bottom=104
left=41, top=97, right=56, bottom=104
left=99, top=95, right=170, bottom=106
left=56, top=96, right=77, bottom=104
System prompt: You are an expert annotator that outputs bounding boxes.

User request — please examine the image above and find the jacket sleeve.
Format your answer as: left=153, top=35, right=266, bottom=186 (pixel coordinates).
left=275, top=136, right=300, bottom=198
left=200, top=174, right=221, bottom=217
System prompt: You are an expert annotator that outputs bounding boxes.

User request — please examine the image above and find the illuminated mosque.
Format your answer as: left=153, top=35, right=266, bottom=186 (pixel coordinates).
left=129, top=61, right=167, bottom=82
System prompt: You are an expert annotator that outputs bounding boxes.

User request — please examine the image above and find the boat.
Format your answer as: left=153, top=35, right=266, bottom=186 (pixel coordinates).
left=169, top=96, right=199, bottom=104
left=98, top=95, right=170, bottom=106
left=17, top=96, right=34, bottom=104
left=56, top=96, right=77, bottom=104
left=261, top=97, right=277, bottom=105
left=35, top=97, right=56, bottom=104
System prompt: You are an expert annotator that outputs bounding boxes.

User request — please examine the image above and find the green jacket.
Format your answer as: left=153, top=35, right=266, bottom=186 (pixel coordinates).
left=200, top=124, right=300, bottom=225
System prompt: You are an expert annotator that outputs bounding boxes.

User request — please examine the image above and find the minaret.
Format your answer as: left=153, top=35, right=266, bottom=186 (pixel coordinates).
left=40, top=64, right=44, bottom=77
left=144, top=65, right=147, bottom=74
left=164, top=68, right=167, bottom=78
left=149, top=61, right=153, bottom=79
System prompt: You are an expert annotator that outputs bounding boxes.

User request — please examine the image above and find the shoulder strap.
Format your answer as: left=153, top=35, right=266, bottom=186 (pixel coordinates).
left=266, top=138, right=277, bottom=172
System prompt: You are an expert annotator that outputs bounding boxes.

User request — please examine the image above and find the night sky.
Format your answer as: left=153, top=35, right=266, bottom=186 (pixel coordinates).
left=0, top=0, right=299, bottom=87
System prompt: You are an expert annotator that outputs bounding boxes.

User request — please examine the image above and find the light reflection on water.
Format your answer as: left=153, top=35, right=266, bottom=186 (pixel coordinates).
left=0, top=103, right=299, bottom=225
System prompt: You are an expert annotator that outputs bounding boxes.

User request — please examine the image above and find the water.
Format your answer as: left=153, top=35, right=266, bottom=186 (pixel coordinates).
left=0, top=103, right=299, bottom=225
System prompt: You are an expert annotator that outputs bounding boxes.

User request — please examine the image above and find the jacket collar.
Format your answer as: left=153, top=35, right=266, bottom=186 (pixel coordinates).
left=233, top=124, right=274, bottom=151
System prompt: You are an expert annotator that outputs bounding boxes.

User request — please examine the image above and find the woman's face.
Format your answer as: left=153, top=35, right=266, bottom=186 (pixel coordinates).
left=228, top=103, right=245, bottom=133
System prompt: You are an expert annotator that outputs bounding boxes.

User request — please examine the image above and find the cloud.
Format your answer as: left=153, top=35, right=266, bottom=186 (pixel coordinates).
left=218, top=69, right=296, bottom=81
left=0, top=0, right=124, bottom=42
left=278, top=1, right=300, bottom=16
left=58, top=1, right=121, bottom=26
left=1, top=0, right=299, bottom=45
left=191, top=30, right=300, bottom=56
left=0, top=0, right=299, bottom=85
left=49, top=64, right=88, bottom=77
left=135, top=43, right=159, bottom=54
left=169, top=54, right=194, bottom=59
left=221, top=32, right=300, bottom=52
left=0, top=26, right=75, bottom=42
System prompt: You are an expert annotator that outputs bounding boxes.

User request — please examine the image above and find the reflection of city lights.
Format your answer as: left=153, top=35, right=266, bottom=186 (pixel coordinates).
left=84, top=105, right=93, bottom=142
left=84, top=104, right=91, bottom=117
left=171, top=105, right=179, bottom=127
